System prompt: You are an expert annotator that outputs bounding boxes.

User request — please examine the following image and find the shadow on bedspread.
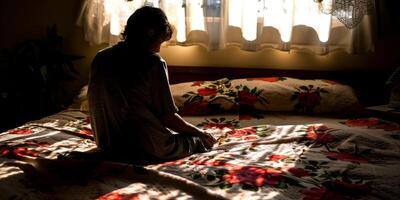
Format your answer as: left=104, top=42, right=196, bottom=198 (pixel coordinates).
left=0, top=156, right=227, bottom=200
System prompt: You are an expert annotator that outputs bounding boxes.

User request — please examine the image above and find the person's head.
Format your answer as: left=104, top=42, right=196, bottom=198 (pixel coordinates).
left=122, top=6, right=172, bottom=51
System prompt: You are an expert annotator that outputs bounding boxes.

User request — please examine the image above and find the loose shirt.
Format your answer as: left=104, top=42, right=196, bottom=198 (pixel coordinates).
left=88, top=43, right=203, bottom=161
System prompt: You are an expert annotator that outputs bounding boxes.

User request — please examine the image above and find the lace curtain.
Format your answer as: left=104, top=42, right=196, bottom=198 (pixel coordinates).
left=317, top=0, right=376, bottom=29
left=77, top=0, right=376, bottom=54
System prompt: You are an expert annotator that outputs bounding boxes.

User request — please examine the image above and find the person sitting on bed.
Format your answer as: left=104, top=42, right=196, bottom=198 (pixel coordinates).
left=87, top=6, right=216, bottom=163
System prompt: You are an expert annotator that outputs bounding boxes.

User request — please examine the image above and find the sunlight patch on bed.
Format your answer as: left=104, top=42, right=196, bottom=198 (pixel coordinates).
left=0, top=162, right=23, bottom=179
left=263, top=191, right=280, bottom=199
left=21, top=130, right=61, bottom=141
left=48, top=138, right=96, bottom=155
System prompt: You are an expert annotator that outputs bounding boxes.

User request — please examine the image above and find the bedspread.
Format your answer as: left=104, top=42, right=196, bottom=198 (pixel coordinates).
left=1, top=110, right=400, bottom=200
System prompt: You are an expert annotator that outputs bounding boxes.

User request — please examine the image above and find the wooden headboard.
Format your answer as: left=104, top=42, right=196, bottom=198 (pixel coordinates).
left=168, top=66, right=393, bottom=107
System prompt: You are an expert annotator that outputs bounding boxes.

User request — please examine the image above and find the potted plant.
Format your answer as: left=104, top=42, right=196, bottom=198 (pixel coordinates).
left=0, top=25, right=83, bottom=131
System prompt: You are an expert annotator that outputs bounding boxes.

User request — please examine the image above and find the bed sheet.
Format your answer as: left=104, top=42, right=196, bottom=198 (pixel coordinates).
left=1, top=109, right=400, bottom=199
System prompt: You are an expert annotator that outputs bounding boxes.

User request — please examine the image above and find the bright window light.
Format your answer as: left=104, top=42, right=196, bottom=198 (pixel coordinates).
left=263, top=0, right=295, bottom=43
left=188, top=0, right=206, bottom=31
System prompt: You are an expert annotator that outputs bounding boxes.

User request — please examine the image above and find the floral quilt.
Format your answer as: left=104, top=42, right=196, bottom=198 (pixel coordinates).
left=1, top=109, right=400, bottom=200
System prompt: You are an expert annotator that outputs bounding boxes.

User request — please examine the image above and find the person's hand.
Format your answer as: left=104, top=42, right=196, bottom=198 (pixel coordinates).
left=199, top=130, right=217, bottom=149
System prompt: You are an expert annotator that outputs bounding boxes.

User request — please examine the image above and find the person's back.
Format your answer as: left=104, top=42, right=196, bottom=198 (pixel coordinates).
left=88, top=6, right=216, bottom=163
left=89, top=43, right=175, bottom=159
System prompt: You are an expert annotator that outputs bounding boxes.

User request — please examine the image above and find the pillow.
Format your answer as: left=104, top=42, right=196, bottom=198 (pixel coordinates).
left=69, top=85, right=89, bottom=112
left=231, top=77, right=363, bottom=114
left=170, top=78, right=238, bottom=115
left=71, top=79, right=239, bottom=115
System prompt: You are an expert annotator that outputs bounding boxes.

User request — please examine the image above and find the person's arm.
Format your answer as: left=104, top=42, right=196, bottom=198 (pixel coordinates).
left=150, top=58, right=216, bottom=148
left=162, top=113, right=216, bottom=148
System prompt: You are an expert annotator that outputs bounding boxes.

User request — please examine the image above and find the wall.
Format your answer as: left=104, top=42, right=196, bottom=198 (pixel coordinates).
left=160, top=39, right=399, bottom=71
left=1, top=0, right=399, bottom=100
left=0, top=0, right=105, bottom=102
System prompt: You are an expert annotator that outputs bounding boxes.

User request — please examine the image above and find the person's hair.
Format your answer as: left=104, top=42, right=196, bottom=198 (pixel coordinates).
left=121, top=6, right=173, bottom=48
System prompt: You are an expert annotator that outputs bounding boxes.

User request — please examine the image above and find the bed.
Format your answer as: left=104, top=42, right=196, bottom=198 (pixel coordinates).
left=1, top=71, right=399, bottom=200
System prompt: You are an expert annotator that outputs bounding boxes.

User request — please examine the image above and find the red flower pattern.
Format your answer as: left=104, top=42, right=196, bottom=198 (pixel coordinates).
left=238, top=90, right=258, bottom=106
left=267, top=154, right=289, bottom=161
left=191, top=81, right=203, bottom=86
left=310, top=124, right=329, bottom=131
left=180, top=100, right=209, bottom=115
left=306, top=125, right=334, bottom=143
left=197, top=88, right=217, bottom=96
left=287, top=167, right=310, bottom=177
left=79, top=128, right=93, bottom=136
left=243, top=135, right=258, bottom=140
left=192, top=159, right=234, bottom=167
left=8, top=128, right=33, bottom=135
left=298, top=91, right=322, bottom=108
left=224, top=166, right=283, bottom=187
left=345, top=118, right=380, bottom=127
left=23, top=140, right=50, bottom=148
left=247, top=77, right=280, bottom=82
left=227, top=128, right=257, bottom=138
left=239, top=114, right=253, bottom=120
left=0, top=147, right=39, bottom=158
left=97, top=192, right=139, bottom=200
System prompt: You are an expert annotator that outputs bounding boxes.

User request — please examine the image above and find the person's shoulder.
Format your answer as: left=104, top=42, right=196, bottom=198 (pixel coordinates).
left=95, top=43, right=123, bottom=58
left=92, top=43, right=128, bottom=65
left=148, top=52, right=162, bottom=59
left=92, top=47, right=112, bottom=64
left=146, top=53, right=167, bottom=71
left=147, top=53, right=166, bottom=65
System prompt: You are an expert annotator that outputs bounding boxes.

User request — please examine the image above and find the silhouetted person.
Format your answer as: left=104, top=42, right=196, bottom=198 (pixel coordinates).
left=88, top=6, right=216, bottom=164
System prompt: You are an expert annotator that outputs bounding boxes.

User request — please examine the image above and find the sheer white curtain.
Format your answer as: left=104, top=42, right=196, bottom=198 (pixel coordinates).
left=77, top=0, right=376, bottom=54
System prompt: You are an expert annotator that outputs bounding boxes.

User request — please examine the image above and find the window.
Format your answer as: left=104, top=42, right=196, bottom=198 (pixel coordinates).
left=205, top=0, right=222, bottom=17
left=77, top=0, right=376, bottom=54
